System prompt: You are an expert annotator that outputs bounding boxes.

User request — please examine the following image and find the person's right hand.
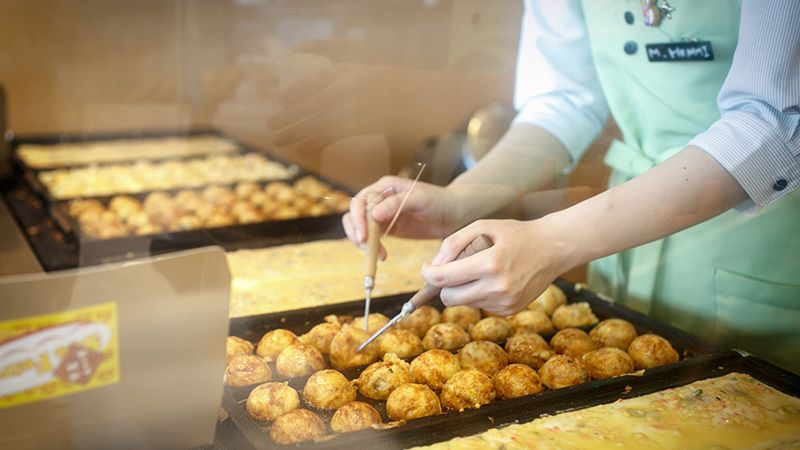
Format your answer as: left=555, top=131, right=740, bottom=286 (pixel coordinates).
left=343, top=176, right=458, bottom=260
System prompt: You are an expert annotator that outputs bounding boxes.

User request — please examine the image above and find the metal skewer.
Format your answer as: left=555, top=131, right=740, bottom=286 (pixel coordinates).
left=362, top=191, right=381, bottom=330
left=356, top=234, right=493, bottom=351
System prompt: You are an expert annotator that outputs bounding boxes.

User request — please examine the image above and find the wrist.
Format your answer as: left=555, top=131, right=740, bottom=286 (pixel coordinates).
left=530, top=213, right=585, bottom=277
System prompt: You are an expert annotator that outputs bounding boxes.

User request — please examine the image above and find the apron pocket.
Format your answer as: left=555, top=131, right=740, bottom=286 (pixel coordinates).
left=713, top=268, right=800, bottom=373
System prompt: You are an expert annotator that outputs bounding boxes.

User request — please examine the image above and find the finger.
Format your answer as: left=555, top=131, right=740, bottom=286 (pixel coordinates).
left=276, top=65, right=335, bottom=103
left=272, top=115, right=319, bottom=146
left=378, top=243, right=387, bottom=261
left=269, top=97, right=319, bottom=131
left=420, top=246, right=496, bottom=289
left=349, top=192, right=368, bottom=243
left=438, top=279, right=485, bottom=307
left=342, top=212, right=359, bottom=245
left=430, top=220, right=492, bottom=266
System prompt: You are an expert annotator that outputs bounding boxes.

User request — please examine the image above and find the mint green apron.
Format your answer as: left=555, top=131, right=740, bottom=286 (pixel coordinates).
left=580, top=0, right=800, bottom=373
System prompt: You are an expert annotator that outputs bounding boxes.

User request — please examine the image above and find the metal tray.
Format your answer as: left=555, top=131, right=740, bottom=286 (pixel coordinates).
left=3, top=129, right=354, bottom=270
left=222, top=282, right=722, bottom=449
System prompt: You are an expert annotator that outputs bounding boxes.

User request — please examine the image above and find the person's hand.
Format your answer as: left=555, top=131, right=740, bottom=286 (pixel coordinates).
left=269, top=63, right=417, bottom=155
left=420, top=218, right=574, bottom=316
left=342, top=176, right=459, bottom=260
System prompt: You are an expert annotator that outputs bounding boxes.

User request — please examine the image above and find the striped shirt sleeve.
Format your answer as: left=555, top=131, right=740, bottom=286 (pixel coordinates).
left=689, top=0, right=800, bottom=208
left=512, top=0, right=609, bottom=168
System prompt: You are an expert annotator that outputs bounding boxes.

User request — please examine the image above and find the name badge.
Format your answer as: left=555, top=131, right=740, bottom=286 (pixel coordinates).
left=646, top=41, right=714, bottom=62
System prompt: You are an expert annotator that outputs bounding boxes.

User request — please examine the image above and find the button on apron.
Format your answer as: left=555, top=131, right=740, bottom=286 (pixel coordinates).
left=624, top=41, right=638, bottom=54
left=624, top=11, right=634, bottom=24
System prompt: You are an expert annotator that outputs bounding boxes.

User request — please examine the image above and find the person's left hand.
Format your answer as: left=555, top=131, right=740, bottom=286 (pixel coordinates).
left=420, top=218, right=572, bottom=316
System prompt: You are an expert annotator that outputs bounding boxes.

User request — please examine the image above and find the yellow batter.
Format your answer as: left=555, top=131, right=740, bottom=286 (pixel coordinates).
left=414, top=373, right=800, bottom=450
left=226, top=237, right=441, bottom=317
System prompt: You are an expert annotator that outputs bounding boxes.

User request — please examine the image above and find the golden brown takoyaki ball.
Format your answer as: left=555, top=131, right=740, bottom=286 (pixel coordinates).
left=442, top=305, right=482, bottom=331
left=174, top=189, right=204, bottom=211
left=266, top=181, right=294, bottom=202
left=376, top=329, right=424, bottom=359
left=269, top=409, right=326, bottom=444
left=303, top=369, right=356, bottom=410
left=492, top=364, right=544, bottom=399
left=307, top=203, right=331, bottom=217
left=551, top=302, right=599, bottom=329
left=589, top=318, right=638, bottom=350
left=357, top=353, right=414, bottom=400
left=273, top=205, right=300, bottom=219
left=550, top=328, right=600, bottom=357
left=397, top=305, right=441, bottom=338
left=249, top=190, right=271, bottom=207
left=527, top=284, right=568, bottom=316
left=538, top=355, right=589, bottom=389
left=386, top=383, right=442, bottom=421
left=205, top=213, right=235, bottom=228
left=458, top=341, right=509, bottom=376
left=291, top=196, right=312, bottom=212
left=422, top=323, right=471, bottom=351
left=470, top=317, right=514, bottom=342
left=330, top=402, right=382, bottom=433
left=235, top=181, right=261, bottom=199
left=351, top=313, right=390, bottom=334
left=510, top=310, right=554, bottom=335
left=256, top=329, right=299, bottom=362
left=329, top=325, right=379, bottom=370
left=125, top=210, right=151, bottom=228
left=504, top=333, right=554, bottom=369
left=246, top=382, right=299, bottom=421
left=225, top=354, right=272, bottom=387
left=226, top=336, right=254, bottom=362
left=275, top=344, right=326, bottom=378
left=202, top=185, right=235, bottom=205
left=135, top=222, right=163, bottom=236
left=410, top=349, right=461, bottom=390
left=108, top=195, right=141, bottom=217
left=143, top=192, right=178, bottom=224
left=440, top=369, right=496, bottom=412
left=299, top=322, right=341, bottom=354
left=68, top=199, right=104, bottom=217
left=581, top=347, right=635, bottom=379
left=627, top=334, right=679, bottom=369
left=173, top=214, right=203, bottom=230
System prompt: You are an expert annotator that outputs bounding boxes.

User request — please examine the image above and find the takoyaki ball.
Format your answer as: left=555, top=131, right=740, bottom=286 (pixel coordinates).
left=492, top=364, right=544, bottom=399
left=329, top=325, right=379, bottom=370
left=458, top=341, right=508, bottom=376
left=357, top=353, right=414, bottom=400
left=275, top=344, right=326, bottom=378
left=249, top=190, right=270, bottom=207
left=205, top=213, right=235, bottom=228
left=470, top=317, right=514, bottom=343
left=299, top=322, right=341, bottom=354
left=351, top=313, right=390, bottom=334
left=581, top=347, right=635, bottom=380
left=422, top=323, right=470, bottom=351
left=108, top=195, right=141, bottom=217
left=225, top=354, right=272, bottom=387
left=376, top=328, right=424, bottom=359
left=236, top=208, right=264, bottom=224
left=174, top=189, right=204, bottom=212
left=235, top=181, right=261, bottom=199
left=125, top=210, right=151, bottom=228
left=270, top=409, right=326, bottom=445
left=627, top=334, right=679, bottom=369
left=527, top=284, right=567, bottom=316
left=386, top=383, right=442, bottom=421
left=144, top=192, right=178, bottom=224
left=442, top=305, right=482, bottom=331
left=397, top=305, right=441, bottom=338
left=135, top=222, right=163, bottom=236
left=230, top=200, right=259, bottom=218
left=510, top=310, right=554, bottom=335
left=68, top=199, right=104, bottom=217
left=330, top=402, right=382, bottom=433
left=307, top=203, right=330, bottom=217
left=504, top=333, right=554, bottom=369
left=440, top=369, right=496, bottom=412
left=550, top=328, right=600, bottom=357
left=256, top=329, right=300, bottom=362
left=551, top=302, right=599, bottom=329
left=246, top=382, right=299, bottom=421
left=291, top=196, right=312, bottom=212
left=202, top=185, right=235, bottom=205
left=538, top=355, right=589, bottom=389
left=173, top=214, right=203, bottom=230
left=273, top=206, right=301, bottom=220
left=226, top=336, right=254, bottom=362
left=589, top=318, right=638, bottom=350
left=303, top=369, right=356, bottom=410
left=410, top=349, right=461, bottom=390
left=266, top=181, right=294, bottom=203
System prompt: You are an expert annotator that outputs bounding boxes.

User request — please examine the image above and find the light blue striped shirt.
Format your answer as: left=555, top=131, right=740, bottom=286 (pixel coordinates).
left=513, top=0, right=800, bottom=208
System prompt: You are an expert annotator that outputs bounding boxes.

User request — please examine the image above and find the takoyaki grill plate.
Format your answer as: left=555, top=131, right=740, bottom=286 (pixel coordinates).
left=221, top=281, right=732, bottom=449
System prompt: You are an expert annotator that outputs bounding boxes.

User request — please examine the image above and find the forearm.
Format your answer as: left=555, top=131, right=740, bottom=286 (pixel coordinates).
left=543, top=146, right=748, bottom=272
left=445, top=123, right=571, bottom=228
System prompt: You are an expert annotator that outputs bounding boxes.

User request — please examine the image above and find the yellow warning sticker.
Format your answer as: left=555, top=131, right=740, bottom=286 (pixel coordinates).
left=0, top=302, right=120, bottom=409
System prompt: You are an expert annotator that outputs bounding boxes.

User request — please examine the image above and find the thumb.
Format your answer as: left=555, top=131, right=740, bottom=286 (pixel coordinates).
left=430, top=221, right=491, bottom=266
